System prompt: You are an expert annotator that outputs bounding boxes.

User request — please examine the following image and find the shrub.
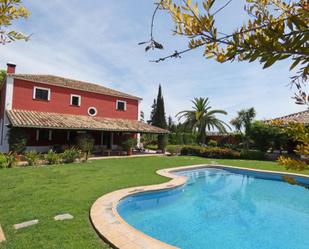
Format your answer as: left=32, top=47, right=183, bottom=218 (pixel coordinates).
left=0, top=153, right=17, bottom=168
left=8, top=128, right=28, bottom=153
left=61, top=148, right=80, bottom=163
left=166, top=145, right=182, bottom=156
left=278, top=156, right=308, bottom=171
left=181, top=145, right=203, bottom=156
left=208, top=139, right=218, bottom=147
left=158, top=134, right=168, bottom=152
left=199, top=147, right=240, bottom=159
left=24, top=150, right=40, bottom=166
left=44, top=149, right=61, bottom=165
left=145, top=144, right=158, bottom=151
left=122, top=138, right=137, bottom=151
left=0, top=153, right=7, bottom=168
left=240, top=150, right=265, bottom=160
left=76, top=134, right=95, bottom=161
left=181, top=145, right=240, bottom=159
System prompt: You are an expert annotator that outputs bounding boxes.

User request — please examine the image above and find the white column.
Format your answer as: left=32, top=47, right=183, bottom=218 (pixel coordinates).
left=67, top=131, right=70, bottom=142
left=48, top=130, right=52, bottom=141
left=1, top=76, right=14, bottom=152
left=36, top=130, right=39, bottom=141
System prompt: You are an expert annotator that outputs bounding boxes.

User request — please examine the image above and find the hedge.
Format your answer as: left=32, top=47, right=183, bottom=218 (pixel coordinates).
left=181, top=145, right=240, bottom=159
left=240, top=150, right=265, bottom=160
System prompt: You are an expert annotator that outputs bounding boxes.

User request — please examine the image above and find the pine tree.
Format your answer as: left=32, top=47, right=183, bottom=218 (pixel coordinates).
left=153, top=85, right=167, bottom=151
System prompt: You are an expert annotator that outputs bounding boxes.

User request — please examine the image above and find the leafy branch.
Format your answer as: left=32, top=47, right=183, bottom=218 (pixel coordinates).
left=0, top=0, right=30, bottom=45
left=140, top=0, right=309, bottom=105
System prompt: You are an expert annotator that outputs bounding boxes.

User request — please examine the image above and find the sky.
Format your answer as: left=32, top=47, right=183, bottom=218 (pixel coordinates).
left=0, top=0, right=307, bottom=125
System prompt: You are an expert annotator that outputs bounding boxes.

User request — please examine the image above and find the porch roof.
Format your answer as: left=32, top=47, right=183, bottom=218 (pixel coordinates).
left=6, top=110, right=168, bottom=134
left=265, top=110, right=309, bottom=125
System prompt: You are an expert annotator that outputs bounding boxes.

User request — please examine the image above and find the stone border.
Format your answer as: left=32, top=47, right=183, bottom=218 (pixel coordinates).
left=0, top=224, right=5, bottom=243
left=90, top=164, right=309, bottom=249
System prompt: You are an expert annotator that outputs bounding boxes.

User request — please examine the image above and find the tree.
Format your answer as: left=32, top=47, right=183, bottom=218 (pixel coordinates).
left=148, top=98, right=157, bottom=124
left=250, top=121, right=288, bottom=152
left=76, top=133, right=95, bottom=161
left=230, top=107, right=256, bottom=149
left=0, top=0, right=30, bottom=44
left=152, top=84, right=168, bottom=150
left=176, top=97, right=229, bottom=144
left=277, top=122, right=309, bottom=171
left=142, top=0, right=309, bottom=105
left=167, top=115, right=176, bottom=132
left=0, top=70, right=6, bottom=83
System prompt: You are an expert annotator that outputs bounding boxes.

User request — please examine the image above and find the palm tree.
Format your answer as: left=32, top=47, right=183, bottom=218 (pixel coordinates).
left=176, top=97, right=230, bottom=144
left=230, top=107, right=256, bottom=149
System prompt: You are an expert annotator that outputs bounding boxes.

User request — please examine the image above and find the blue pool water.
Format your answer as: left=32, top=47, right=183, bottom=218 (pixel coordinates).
left=118, top=167, right=309, bottom=249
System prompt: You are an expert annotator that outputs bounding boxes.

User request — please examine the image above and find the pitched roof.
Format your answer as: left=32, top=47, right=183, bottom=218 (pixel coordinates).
left=7, top=110, right=168, bottom=134
left=8, top=74, right=141, bottom=100
left=266, top=110, right=309, bottom=124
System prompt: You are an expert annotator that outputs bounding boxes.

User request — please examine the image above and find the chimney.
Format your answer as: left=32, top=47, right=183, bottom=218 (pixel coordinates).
left=7, top=63, right=16, bottom=74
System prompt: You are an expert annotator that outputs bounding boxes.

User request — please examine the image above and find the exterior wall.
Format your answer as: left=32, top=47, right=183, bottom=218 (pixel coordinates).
left=12, top=79, right=139, bottom=120
left=0, top=75, right=14, bottom=152
left=207, top=135, right=237, bottom=145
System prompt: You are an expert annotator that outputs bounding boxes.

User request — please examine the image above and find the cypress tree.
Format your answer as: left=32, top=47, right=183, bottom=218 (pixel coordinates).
left=148, top=98, right=157, bottom=124
left=153, top=85, right=167, bottom=151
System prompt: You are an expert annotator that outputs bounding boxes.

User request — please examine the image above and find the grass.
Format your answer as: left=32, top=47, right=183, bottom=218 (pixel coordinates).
left=0, top=156, right=308, bottom=249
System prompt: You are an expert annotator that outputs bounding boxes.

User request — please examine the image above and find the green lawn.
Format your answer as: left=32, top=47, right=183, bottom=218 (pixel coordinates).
left=0, top=156, right=308, bottom=249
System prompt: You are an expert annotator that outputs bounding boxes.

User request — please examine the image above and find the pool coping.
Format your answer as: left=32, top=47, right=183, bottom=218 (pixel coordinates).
left=0, top=223, right=5, bottom=243
left=89, top=164, right=309, bottom=249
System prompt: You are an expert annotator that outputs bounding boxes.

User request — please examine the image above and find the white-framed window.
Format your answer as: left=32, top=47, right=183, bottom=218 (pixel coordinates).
left=116, top=100, right=126, bottom=111
left=33, top=86, right=51, bottom=101
left=70, top=94, right=81, bottom=106
left=88, top=107, right=97, bottom=116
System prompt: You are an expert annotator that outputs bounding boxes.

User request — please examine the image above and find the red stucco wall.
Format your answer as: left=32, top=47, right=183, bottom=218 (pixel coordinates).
left=12, top=79, right=139, bottom=120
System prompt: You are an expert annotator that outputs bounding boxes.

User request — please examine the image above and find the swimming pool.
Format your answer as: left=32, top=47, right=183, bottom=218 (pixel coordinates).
left=118, top=167, right=309, bottom=249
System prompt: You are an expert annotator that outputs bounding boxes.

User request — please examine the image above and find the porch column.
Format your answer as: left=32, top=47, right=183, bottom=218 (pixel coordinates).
left=137, top=133, right=141, bottom=148
left=100, top=131, right=104, bottom=145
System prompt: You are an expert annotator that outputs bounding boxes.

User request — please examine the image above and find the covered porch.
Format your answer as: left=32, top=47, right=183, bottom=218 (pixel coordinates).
left=6, top=109, right=168, bottom=155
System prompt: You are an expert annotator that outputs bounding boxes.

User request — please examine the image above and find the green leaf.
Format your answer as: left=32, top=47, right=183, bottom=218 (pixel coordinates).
left=290, top=58, right=301, bottom=71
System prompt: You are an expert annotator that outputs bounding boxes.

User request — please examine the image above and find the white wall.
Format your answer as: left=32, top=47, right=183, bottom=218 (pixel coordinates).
left=0, top=76, right=14, bottom=153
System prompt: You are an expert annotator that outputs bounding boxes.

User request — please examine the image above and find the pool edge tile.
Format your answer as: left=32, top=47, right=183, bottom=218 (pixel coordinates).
left=0, top=223, right=5, bottom=243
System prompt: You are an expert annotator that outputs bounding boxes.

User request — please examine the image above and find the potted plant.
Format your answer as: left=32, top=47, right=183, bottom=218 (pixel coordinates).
left=122, top=138, right=137, bottom=156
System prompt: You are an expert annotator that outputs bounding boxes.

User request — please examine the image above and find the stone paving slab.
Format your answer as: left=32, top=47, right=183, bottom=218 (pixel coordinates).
left=89, top=153, right=168, bottom=160
left=0, top=224, right=5, bottom=242
left=54, top=213, right=74, bottom=221
left=13, top=219, right=39, bottom=230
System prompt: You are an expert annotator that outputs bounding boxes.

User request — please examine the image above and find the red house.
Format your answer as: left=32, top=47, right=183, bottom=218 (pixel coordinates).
left=0, top=63, right=167, bottom=153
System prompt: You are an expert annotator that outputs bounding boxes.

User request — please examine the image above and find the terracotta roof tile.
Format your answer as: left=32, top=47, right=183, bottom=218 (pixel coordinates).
left=266, top=110, right=309, bottom=124
left=7, top=110, right=168, bottom=134
left=8, top=74, right=141, bottom=100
